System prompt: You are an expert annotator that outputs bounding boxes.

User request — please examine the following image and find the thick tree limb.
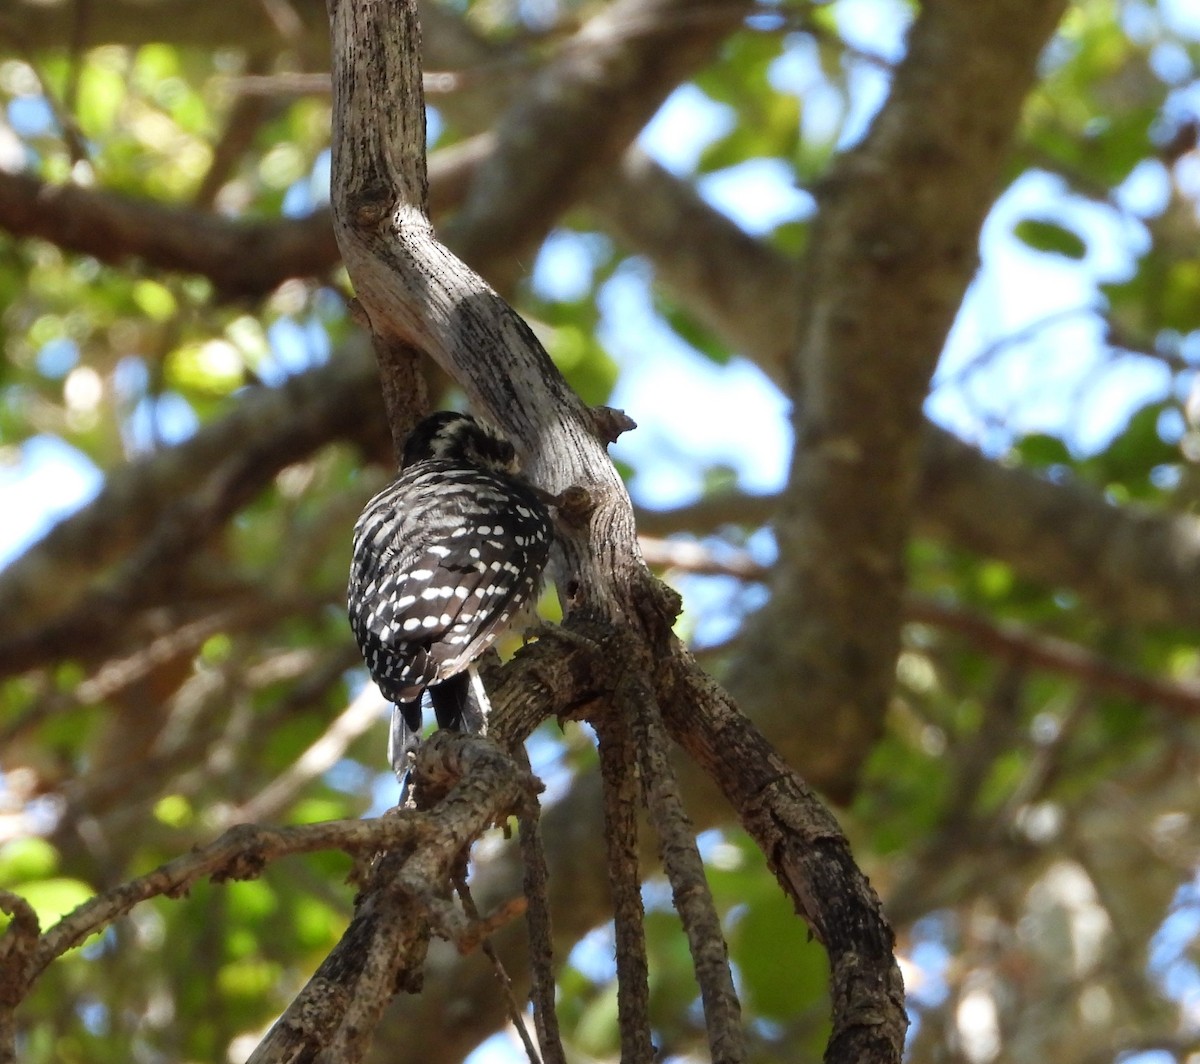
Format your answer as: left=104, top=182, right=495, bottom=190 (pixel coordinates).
left=0, top=341, right=390, bottom=676
left=775, top=0, right=1067, bottom=729
left=246, top=731, right=541, bottom=1063
left=0, top=170, right=341, bottom=298
left=917, top=428, right=1200, bottom=630
left=6, top=10, right=1200, bottom=691
left=3, top=0, right=330, bottom=53
left=588, top=147, right=800, bottom=379
left=0, top=145, right=484, bottom=299
left=722, top=0, right=1069, bottom=799
left=589, top=147, right=1200, bottom=644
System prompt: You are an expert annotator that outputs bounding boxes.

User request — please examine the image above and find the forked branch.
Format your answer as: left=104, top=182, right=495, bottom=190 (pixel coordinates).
left=325, top=1, right=906, bottom=1061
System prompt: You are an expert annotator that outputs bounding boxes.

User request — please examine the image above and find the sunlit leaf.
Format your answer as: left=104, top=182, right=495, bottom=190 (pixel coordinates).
left=1013, top=217, right=1088, bottom=259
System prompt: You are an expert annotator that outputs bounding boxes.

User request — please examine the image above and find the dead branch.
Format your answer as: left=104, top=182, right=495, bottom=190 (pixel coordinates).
left=31, top=816, right=428, bottom=981
left=658, top=653, right=908, bottom=1064
left=455, top=878, right=542, bottom=1064
left=626, top=674, right=745, bottom=1062
left=514, top=745, right=568, bottom=1064
left=595, top=710, right=655, bottom=1063
left=247, top=731, right=541, bottom=1063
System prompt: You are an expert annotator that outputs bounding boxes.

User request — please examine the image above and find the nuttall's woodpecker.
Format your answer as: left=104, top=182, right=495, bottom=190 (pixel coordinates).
left=347, top=412, right=554, bottom=779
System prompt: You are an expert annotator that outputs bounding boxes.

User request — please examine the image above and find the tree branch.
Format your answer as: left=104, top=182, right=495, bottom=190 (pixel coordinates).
left=513, top=746, right=568, bottom=1064
left=658, top=651, right=908, bottom=1064
left=736, top=0, right=1069, bottom=795
left=246, top=731, right=541, bottom=1063
left=640, top=534, right=1200, bottom=718
left=0, top=170, right=341, bottom=298
left=627, top=675, right=745, bottom=1062
left=596, top=709, right=655, bottom=1063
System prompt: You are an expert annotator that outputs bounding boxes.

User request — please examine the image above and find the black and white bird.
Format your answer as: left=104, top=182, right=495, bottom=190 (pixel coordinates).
left=347, top=412, right=554, bottom=780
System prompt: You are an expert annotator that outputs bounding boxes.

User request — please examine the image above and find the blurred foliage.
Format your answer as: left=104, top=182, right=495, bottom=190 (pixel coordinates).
left=0, top=0, right=1199, bottom=1062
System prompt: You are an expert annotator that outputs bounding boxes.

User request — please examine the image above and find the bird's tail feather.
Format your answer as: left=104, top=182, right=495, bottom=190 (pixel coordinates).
left=428, top=668, right=491, bottom=736
left=392, top=670, right=493, bottom=802
left=388, top=699, right=424, bottom=780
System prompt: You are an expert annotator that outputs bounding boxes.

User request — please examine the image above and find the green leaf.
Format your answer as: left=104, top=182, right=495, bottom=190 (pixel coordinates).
left=729, top=888, right=829, bottom=1025
left=1014, top=432, right=1073, bottom=468
left=573, top=981, right=621, bottom=1057
left=656, top=297, right=731, bottom=364
left=1013, top=218, right=1088, bottom=259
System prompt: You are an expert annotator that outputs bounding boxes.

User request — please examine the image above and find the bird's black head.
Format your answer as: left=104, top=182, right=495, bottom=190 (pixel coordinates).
left=401, top=411, right=518, bottom=473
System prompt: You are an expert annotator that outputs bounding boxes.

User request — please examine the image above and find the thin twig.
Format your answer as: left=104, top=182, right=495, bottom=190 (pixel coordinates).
left=31, top=816, right=429, bottom=981
left=456, top=876, right=542, bottom=1064
left=627, top=678, right=745, bottom=1063
left=659, top=653, right=908, bottom=1063
left=595, top=712, right=655, bottom=1063
left=514, top=745, right=568, bottom=1064
left=228, top=683, right=385, bottom=824
left=0, top=24, right=90, bottom=165
left=905, top=595, right=1200, bottom=716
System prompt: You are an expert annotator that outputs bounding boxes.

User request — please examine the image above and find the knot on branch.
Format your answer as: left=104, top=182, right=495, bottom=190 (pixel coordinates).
left=347, top=187, right=395, bottom=230
left=589, top=405, right=637, bottom=444
left=210, top=824, right=274, bottom=883
left=632, top=569, right=683, bottom=642
left=553, top=484, right=595, bottom=527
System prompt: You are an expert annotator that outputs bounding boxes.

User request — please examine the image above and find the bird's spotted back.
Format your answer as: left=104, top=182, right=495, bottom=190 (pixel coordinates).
left=347, top=422, right=554, bottom=710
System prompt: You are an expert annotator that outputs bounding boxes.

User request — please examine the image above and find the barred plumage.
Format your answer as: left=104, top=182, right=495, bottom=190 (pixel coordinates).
left=348, top=412, right=553, bottom=780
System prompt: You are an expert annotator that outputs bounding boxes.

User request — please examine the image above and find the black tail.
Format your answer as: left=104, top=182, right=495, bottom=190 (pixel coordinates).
left=388, top=699, right=424, bottom=780
left=428, top=671, right=470, bottom=732
left=429, top=669, right=489, bottom=736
